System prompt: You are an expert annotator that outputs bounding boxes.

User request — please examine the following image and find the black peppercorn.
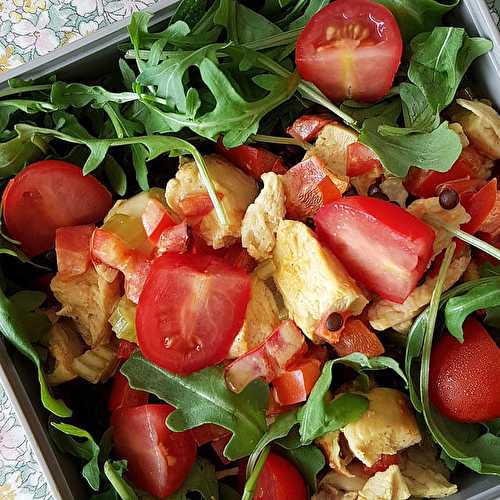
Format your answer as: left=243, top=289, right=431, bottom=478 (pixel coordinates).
left=439, top=188, right=459, bottom=210
left=326, top=312, right=344, bottom=332
left=367, top=183, right=381, bottom=197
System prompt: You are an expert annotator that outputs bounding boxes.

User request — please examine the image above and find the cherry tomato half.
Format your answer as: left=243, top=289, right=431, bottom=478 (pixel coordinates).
left=2, top=160, right=112, bottom=257
left=429, top=317, right=500, bottom=423
left=136, top=253, right=251, bottom=375
left=108, top=372, right=148, bottom=412
left=295, top=0, right=402, bottom=102
left=315, top=196, right=435, bottom=303
left=286, top=114, right=336, bottom=142
left=461, top=178, right=498, bottom=234
left=112, top=404, right=196, bottom=497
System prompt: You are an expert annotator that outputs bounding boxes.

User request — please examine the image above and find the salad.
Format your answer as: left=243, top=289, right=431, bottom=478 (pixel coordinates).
left=0, top=0, right=499, bottom=498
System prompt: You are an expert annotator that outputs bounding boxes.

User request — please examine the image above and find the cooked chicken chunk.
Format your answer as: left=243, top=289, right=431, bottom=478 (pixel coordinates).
left=342, top=388, right=422, bottom=467
left=241, top=172, right=286, bottom=261
left=46, top=319, right=86, bottom=386
left=316, top=431, right=354, bottom=477
left=379, top=177, right=408, bottom=207
left=304, top=123, right=354, bottom=193
left=228, top=276, right=280, bottom=358
left=407, top=198, right=470, bottom=258
left=72, top=343, right=118, bottom=384
left=358, top=465, right=411, bottom=500
left=368, top=248, right=471, bottom=331
left=51, top=267, right=121, bottom=347
left=165, top=154, right=258, bottom=249
left=273, top=220, right=367, bottom=340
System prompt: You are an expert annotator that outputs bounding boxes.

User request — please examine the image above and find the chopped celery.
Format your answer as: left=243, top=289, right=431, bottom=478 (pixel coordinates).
left=109, top=296, right=137, bottom=343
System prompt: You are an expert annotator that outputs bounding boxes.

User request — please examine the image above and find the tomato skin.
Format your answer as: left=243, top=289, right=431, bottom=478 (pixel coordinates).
left=141, top=199, right=176, bottom=244
left=429, top=317, right=500, bottom=423
left=435, top=178, right=486, bottom=199
left=221, top=244, right=256, bottom=273
left=55, top=224, right=94, bottom=277
left=346, top=142, right=381, bottom=177
left=295, top=0, right=402, bottom=103
left=333, top=318, right=384, bottom=357
left=117, top=340, right=137, bottom=361
left=461, top=178, right=498, bottom=234
left=112, top=404, right=196, bottom=497
left=315, top=196, right=435, bottom=303
left=2, top=160, right=112, bottom=257
left=136, top=253, right=251, bottom=375
left=286, top=114, right=336, bottom=142
left=156, top=221, right=190, bottom=255
left=362, top=454, right=400, bottom=475
left=254, top=453, right=307, bottom=500
left=216, top=139, right=287, bottom=179
left=108, top=372, right=148, bottom=412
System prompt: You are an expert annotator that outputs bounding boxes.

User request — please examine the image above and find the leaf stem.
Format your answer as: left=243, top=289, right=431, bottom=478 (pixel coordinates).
left=103, top=461, right=138, bottom=500
left=0, top=84, right=52, bottom=98
left=251, top=133, right=310, bottom=150
left=242, top=446, right=270, bottom=500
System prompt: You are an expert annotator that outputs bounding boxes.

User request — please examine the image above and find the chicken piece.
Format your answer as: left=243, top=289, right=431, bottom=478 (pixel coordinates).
left=379, top=177, right=408, bottom=207
left=400, top=441, right=457, bottom=498
left=342, top=388, right=422, bottom=467
left=303, top=123, right=355, bottom=193
left=241, top=172, right=286, bottom=261
left=407, top=197, right=470, bottom=258
left=46, top=319, right=86, bottom=386
left=228, top=276, right=280, bottom=358
left=452, top=99, right=500, bottom=159
left=51, top=267, right=121, bottom=347
left=273, top=220, right=367, bottom=341
left=369, top=248, right=471, bottom=331
left=316, top=431, right=355, bottom=477
left=72, top=343, right=118, bottom=384
left=165, top=154, right=258, bottom=249
left=357, top=465, right=411, bottom=500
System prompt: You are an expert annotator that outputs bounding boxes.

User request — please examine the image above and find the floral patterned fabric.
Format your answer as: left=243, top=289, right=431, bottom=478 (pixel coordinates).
left=0, top=0, right=499, bottom=498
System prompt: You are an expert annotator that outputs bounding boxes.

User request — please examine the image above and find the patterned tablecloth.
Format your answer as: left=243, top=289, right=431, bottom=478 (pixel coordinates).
left=0, top=0, right=500, bottom=499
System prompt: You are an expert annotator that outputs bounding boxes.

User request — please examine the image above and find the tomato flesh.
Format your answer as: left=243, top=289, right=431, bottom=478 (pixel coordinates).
left=136, top=254, right=251, bottom=375
left=108, top=372, right=148, bottom=412
left=157, top=221, right=190, bottom=255
left=2, top=160, right=112, bottom=257
left=315, top=196, right=435, bottom=303
left=461, top=178, right=498, bottom=234
left=429, top=317, right=500, bottom=423
left=295, top=0, right=402, bottom=102
left=362, top=454, right=400, bottom=475
left=112, top=404, right=196, bottom=497
left=286, top=114, right=336, bottom=142
left=55, top=224, right=94, bottom=277
left=347, top=142, right=381, bottom=177
left=333, top=318, right=384, bottom=357
left=117, top=340, right=137, bottom=361
left=254, top=452, right=307, bottom=500
left=190, top=424, right=230, bottom=447
left=141, top=199, right=176, bottom=244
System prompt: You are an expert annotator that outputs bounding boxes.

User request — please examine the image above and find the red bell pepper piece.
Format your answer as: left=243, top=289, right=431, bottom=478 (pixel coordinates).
left=286, top=114, right=336, bottom=141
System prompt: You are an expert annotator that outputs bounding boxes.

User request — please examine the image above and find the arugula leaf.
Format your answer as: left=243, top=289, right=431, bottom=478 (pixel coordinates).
left=485, top=306, right=500, bottom=330
left=375, top=0, right=459, bottom=42
left=279, top=444, right=325, bottom=491
left=237, top=4, right=282, bottom=43
left=409, top=27, right=492, bottom=113
left=170, top=0, right=208, bottom=29
left=0, top=287, right=71, bottom=417
left=400, top=82, right=440, bottom=132
left=288, top=0, right=329, bottom=29
left=103, top=461, right=138, bottom=500
left=167, top=457, right=219, bottom=500
left=480, top=262, right=500, bottom=278
left=360, top=118, right=462, bottom=177
left=121, top=352, right=269, bottom=460
left=50, top=423, right=100, bottom=490
left=219, top=484, right=240, bottom=500
left=444, top=281, right=500, bottom=341
left=340, top=97, right=401, bottom=128
left=103, top=156, right=127, bottom=197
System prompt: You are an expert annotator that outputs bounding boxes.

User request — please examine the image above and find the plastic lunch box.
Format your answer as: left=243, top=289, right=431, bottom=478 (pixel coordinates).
left=0, top=0, right=499, bottom=498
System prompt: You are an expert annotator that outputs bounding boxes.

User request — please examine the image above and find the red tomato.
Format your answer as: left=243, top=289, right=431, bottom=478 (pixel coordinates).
left=477, top=191, right=500, bottom=238
left=462, top=179, right=498, bottom=234
left=2, top=160, right=112, bottom=257
left=333, top=318, right=385, bottom=357
left=55, top=224, right=94, bottom=277
left=254, top=453, right=307, bottom=500
left=286, top=114, right=336, bottom=142
left=272, top=358, right=321, bottom=406
left=117, top=340, right=137, bottom=361
left=435, top=178, right=486, bottom=199
left=405, top=146, right=485, bottom=198
left=112, top=404, right=196, bottom=497
left=225, top=320, right=305, bottom=393
left=283, top=156, right=341, bottom=220
left=141, top=199, right=176, bottom=244
left=346, top=142, right=382, bottom=177
left=295, top=0, right=402, bottom=102
left=178, top=193, right=220, bottom=219
left=315, top=196, right=435, bottom=303
left=190, top=424, right=230, bottom=447
left=136, top=254, right=251, bottom=375
left=157, top=221, right=190, bottom=255
left=123, top=254, right=152, bottom=304
left=362, top=454, right=400, bottom=475
left=211, top=435, right=232, bottom=465
left=91, top=228, right=130, bottom=272
left=429, top=317, right=500, bottom=423
left=216, top=139, right=287, bottom=179
left=221, top=244, right=256, bottom=273
left=108, top=372, right=148, bottom=412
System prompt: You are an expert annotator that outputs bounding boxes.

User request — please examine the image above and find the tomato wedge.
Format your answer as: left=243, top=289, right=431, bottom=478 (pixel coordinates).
left=2, top=160, right=112, bottom=257
left=286, top=114, right=336, bottom=142
left=190, top=424, right=230, bottom=447
left=461, top=178, right=498, bottom=234
left=315, top=196, right=435, bottom=303
left=429, top=317, right=500, bottom=423
left=295, top=0, right=402, bottom=102
left=55, top=224, right=94, bottom=277
left=346, top=142, right=381, bottom=177
left=108, top=372, right=148, bottom=412
left=136, top=254, right=251, bottom=375
left=254, top=453, right=307, bottom=500
left=112, top=404, right=196, bottom=497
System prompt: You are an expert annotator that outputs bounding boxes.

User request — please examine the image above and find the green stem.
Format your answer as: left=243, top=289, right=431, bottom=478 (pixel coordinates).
left=103, top=461, right=138, bottom=500
left=251, top=133, right=310, bottom=150
left=242, top=447, right=270, bottom=500
left=103, top=103, right=125, bottom=139
left=0, top=84, right=52, bottom=98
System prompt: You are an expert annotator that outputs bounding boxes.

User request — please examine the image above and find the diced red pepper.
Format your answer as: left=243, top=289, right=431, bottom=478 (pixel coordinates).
left=224, top=320, right=305, bottom=393
left=55, top=224, right=94, bottom=277
left=141, top=199, right=176, bottom=244
left=283, top=156, right=341, bottom=220
left=477, top=191, right=500, bottom=238
left=216, top=139, right=287, bottom=179
left=91, top=228, right=130, bottom=273
left=108, top=372, right=148, bottom=412
left=362, top=454, right=400, bottom=475
left=333, top=319, right=384, bottom=357
left=346, top=142, right=382, bottom=177
left=462, top=178, right=498, bottom=234
left=178, top=193, right=223, bottom=220
left=190, top=424, right=231, bottom=447
left=286, top=114, right=336, bottom=141
left=117, top=340, right=137, bottom=361
left=267, top=393, right=298, bottom=417
left=157, top=221, right=190, bottom=255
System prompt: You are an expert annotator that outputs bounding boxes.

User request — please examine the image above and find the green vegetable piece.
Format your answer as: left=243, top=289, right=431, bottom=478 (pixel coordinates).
left=121, top=352, right=269, bottom=460
left=103, top=461, right=138, bottom=500
left=479, top=262, right=500, bottom=278
left=0, top=287, right=71, bottom=417
left=400, top=82, right=440, bottom=132
left=50, top=423, right=100, bottom=490
left=104, top=156, right=127, bottom=197
left=170, top=0, right=208, bottom=29
left=242, top=447, right=269, bottom=500
left=109, top=296, right=137, bottom=343
left=167, top=457, right=219, bottom=500
left=236, top=4, right=282, bottom=44
left=445, top=282, right=500, bottom=341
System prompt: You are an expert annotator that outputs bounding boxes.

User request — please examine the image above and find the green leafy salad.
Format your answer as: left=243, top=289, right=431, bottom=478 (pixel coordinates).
left=0, top=0, right=499, bottom=499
